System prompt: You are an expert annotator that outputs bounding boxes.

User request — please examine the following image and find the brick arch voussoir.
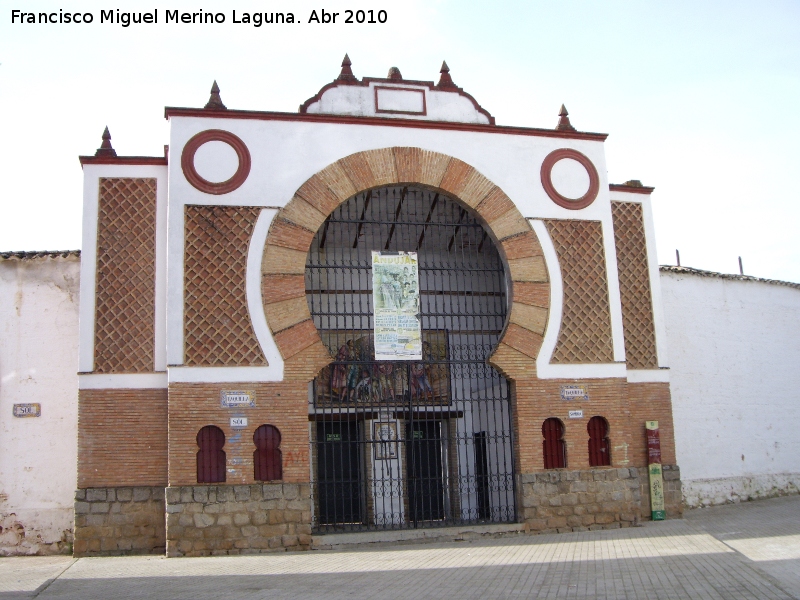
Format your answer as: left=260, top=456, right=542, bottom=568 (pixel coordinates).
left=262, top=147, right=552, bottom=382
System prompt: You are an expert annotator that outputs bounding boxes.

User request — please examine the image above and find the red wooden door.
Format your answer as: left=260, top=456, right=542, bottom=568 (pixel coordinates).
left=542, top=418, right=566, bottom=469
left=254, top=424, right=282, bottom=481
left=587, top=416, right=611, bottom=467
left=197, top=425, right=226, bottom=483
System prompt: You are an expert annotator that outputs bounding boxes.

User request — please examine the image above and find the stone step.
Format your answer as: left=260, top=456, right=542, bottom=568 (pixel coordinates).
left=312, top=522, right=528, bottom=550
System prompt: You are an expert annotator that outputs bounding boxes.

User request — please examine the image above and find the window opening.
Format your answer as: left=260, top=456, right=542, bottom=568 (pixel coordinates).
left=542, top=418, right=566, bottom=469
left=587, top=416, right=611, bottom=467
left=254, top=424, right=283, bottom=481
left=197, top=425, right=226, bottom=483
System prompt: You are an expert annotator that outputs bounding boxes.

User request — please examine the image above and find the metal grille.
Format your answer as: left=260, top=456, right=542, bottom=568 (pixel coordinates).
left=306, top=186, right=516, bottom=532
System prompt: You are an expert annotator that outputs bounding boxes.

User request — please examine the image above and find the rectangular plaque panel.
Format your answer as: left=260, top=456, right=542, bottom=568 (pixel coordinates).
left=220, top=390, right=256, bottom=408
left=561, top=384, right=589, bottom=401
left=374, top=86, right=426, bottom=115
left=13, top=403, right=41, bottom=418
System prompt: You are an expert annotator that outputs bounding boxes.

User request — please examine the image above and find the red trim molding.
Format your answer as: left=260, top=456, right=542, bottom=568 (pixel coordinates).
left=79, top=156, right=167, bottom=167
left=165, top=107, right=608, bottom=142
left=540, top=149, right=600, bottom=210
left=374, top=86, right=427, bottom=116
left=180, top=130, right=251, bottom=195
left=609, top=183, right=655, bottom=194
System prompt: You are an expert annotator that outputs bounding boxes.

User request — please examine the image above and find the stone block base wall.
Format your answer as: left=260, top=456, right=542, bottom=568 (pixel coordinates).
left=73, top=487, right=166, bottom=556
left=520, top=466, right=681, bottom=533
left=165, top=483, right=311, bottom=557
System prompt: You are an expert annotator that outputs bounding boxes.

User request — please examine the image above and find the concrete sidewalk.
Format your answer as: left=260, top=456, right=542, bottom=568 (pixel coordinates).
left=0, top=495, right=797, bottom=599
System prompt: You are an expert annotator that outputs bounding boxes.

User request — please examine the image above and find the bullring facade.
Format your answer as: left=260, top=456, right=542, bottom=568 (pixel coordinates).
left=75, top=57, right=679, bottom=557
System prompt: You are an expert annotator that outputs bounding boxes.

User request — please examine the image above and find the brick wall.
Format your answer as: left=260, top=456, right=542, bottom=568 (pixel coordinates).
left=513, top=378, right=636, bottom=473
left=165, top=483, right=311, bottom=556
left=626, top=382, right=677, bottom=466
left=78, top=389, right=168, bottom=487
left=168, top=383, right=309, bottom=486
left=512, top=379, right=676, bottom=473
left=73, top=486, right=165, bottom=556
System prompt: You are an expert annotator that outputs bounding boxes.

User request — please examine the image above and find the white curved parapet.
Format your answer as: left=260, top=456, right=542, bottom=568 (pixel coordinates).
left=302, top=79, right=494, bottom=125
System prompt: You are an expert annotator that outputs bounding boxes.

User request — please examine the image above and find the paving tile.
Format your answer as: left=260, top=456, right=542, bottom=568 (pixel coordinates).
left=0, top=496, right=797, bottom=599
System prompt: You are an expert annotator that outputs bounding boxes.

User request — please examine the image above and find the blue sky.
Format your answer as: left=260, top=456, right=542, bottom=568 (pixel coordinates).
left=1, top=0, right=798, bottom=281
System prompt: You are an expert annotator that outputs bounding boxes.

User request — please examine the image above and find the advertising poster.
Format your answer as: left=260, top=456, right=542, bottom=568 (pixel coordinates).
left=372, top=251, right=422, bottom=360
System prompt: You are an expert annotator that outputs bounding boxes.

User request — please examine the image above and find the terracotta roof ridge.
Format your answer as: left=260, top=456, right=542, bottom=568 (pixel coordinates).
left=0, top=250, right=81, bottom=260
left=659, top=265, right=800, bottom=289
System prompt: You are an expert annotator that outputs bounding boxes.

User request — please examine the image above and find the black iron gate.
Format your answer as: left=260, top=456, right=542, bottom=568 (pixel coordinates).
left=307, top=186, right=515, bottom=532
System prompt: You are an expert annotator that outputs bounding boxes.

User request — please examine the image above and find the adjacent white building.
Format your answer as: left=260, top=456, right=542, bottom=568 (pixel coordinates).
left=0, top=252, right=80, bottom=555
left=663, top=266, right=800, bottom=507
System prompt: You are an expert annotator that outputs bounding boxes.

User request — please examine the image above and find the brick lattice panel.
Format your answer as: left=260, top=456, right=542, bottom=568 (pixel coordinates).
left=545, top=220, right=614, bottom=363
left=184, top=206, right=267, bottom=366
left=94, top=178, right=157, bottom=373
left=611, top=202, right=658, bottom=368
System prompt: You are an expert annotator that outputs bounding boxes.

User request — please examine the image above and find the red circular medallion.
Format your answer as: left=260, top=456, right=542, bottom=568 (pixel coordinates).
left=540, top=148, right=599, bottom=210
left=181, top=129, right=251, bottom=195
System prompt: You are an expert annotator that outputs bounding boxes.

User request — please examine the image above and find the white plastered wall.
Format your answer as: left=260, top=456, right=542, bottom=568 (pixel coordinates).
left=167, top=116, right=627, bottom=381
left=78, top=163, right=168, bottom=390
left=0, top=255, right=79, bottom=554
left=662, top=271, right=800, bottom=506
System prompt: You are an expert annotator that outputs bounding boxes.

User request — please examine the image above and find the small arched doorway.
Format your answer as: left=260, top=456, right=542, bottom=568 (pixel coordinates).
left=587, top=416, right=611, bottom=467
left=306, top=185, right=515, bottom=531
left=196, top=425, right=226, bottom=483
left=542, top=418, right=566, bottom=469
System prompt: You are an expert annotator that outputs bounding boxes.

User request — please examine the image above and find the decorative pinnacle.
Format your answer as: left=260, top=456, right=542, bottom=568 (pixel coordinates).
left=387, top=66, right=402, bottom=80
left=436, top=60, right=457, bottom=89
left=555, top=104, right=576, bottom=131
left=204, top=80, right=227, bottom=110
left=336, top=53, right=358, bottom=83
left=95, top=126, right=117, bottom=157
